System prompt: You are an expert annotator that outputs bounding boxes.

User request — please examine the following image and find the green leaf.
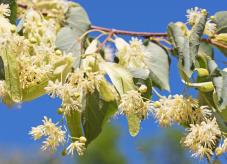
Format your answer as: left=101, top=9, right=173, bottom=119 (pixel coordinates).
left=214, top=11, right=227, bottom=34
left=82, top=90, right=118, bottom=144
left=56, top=4, right=91, bottom=68
left=66, top=5, right=90, bottom=32
left=126, top=113, right=141, bottom=137
left=208, top=60, right=223, bottom=104
left=128, top=68, right=150, bottom=80
left=189, top=14, right=207, bottom=63
left=100, top=62, right=135, bottom=96
left=221, top=70, right=227, bottom=110
left=56, top=27, right=82, bottom=68
left=144, top=42, right=170, bottom=91
left=196, top=42, right=214, bottom=69
left=0, top=0, right=17, bottom=24
left=0, top=56, right=4, bottom=80
left=66, top=111, right=83, bottom=142
left=1, top=49, right=22, bottom=102
left=168, top=23, right=192, bottom=79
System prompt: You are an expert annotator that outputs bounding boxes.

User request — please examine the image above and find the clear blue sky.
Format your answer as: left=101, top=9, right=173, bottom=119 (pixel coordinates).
left=0, top=0, right=226, bottom=163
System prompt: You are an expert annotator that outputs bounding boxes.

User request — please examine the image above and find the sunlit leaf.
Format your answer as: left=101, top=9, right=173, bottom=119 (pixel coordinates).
left=100, top=62, right=135, bottom=96
left=82, top=90, right=118, bottom=144
left=214, top=11, right=227, bottom=34
left=144, top=42, right=170, bottom=91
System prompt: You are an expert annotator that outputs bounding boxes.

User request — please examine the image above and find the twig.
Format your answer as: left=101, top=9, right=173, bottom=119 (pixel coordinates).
left=17, top=2, right=227, bottom=50
left=91, top=25, right=168, bottom=37
left=96, top=30, right=115, bottom=52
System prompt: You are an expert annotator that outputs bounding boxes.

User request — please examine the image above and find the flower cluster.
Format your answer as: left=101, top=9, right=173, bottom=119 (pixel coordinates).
left=67, top=136, right=87, bottom=156
left=17, top=0, right=70, bottom=25
left=186, top=7, right=217, bottom=36
left=183, top=118, right=221, bottom=160
left=29, top=116, right=87, bottom=156
left=152, top=95, right=211, bottom=127
left=119, top=90, right=150, bottom=119
left=45, top=69, right=108, bottom=116
left=115, top=37, right=148, bottom=69
left=29, top=116, right=66, bottom=152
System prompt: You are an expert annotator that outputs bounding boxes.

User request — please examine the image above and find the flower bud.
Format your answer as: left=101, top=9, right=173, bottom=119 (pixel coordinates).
left=198, top=82, right=214, bottom=92
left=210, top=16, right=215, bottom=21
left=201, top=9, right=207, bottom=16
left=57, top=107, right=64, bottom=115
left=79, top=136, right=87, bottom=143
left=215, top=147, right=223, bottom=156
left=195, top=68, right=209, bottom=77
left=55, top=49, right=62, bottom=56
left=139, top=85, right=147, bottom=93
left=10, top=25, right=17, bottom=33
left=29, top=37, right=37, bottom=44
left=153, top=101, right=161, bottom=108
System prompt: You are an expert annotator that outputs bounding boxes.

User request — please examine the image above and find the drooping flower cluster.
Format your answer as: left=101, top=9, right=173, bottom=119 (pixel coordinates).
left=119, top=90, right=150, bottom=119
left=45, top=69, right=110, bottom=116
left=29, top=116, right=66, bottom=152
left=67, top=136, right=87, bottom=156
left=183, top=118, right=221, bottom=160
left=0, top=4, right=10, bottom=17
left=29, top=116, right=87, bottom=156
left=186, top=7, right=217, bottom=36
left=152, top=95, right=211, bottom=127
left=17, top=0, right=70, bottom=25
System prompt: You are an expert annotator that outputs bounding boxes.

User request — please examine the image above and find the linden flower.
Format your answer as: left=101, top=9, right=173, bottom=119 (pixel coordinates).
left=204, top=20, right=217, bottom=37
left=115, top=37, right=148, bottom=69
left=45, top=80, right=63, bottom=98
left=119, top=90, right=150, bottom=119
left=152, top=95, right=211, bottom=127
left=29, top=116, right=65, bottom=152
left=183, top=118, right=221, bottom=160
left=186, top=7, right=202, bottom=26
left=0, top=4, right=10, bottom=17
left=67, top=140, right=86, bottom=156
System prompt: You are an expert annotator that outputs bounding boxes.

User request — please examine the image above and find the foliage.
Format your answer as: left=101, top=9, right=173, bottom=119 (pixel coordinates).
left=0, top=1, right=227, bottom=162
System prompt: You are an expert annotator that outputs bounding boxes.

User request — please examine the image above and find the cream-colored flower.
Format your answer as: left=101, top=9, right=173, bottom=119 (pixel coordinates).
left=183, top=118, right=221, bottom=160
left=119, top=90, right=150, bottom=119
left=29, top=116, right=65, bottom=152
left=115, top=37, right=147, bottom=69
left=67, top=140, right=86, bottom=156
left=152, top=95, right=211, bottom=127
left=186, top=7, right=202, bottom=26
left=45, top=80, right=63, bottom=98
left=0, top=4, right=10, bottom=17
left=204, top=20, right=217, bottom=37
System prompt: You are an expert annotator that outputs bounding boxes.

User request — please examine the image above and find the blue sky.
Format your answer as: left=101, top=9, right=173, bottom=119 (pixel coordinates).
left=0, top=0, right=227, bottom=163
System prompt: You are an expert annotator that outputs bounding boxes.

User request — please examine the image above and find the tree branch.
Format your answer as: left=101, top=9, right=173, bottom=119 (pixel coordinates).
left=90, top=25, right=168, bottom=37
left=16, top=2, right=227, bottom=50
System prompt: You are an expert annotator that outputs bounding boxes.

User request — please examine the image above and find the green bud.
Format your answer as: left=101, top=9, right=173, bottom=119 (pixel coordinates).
left=195, top=68, right=209, bottom=77
left=198, top=82, right=214, bottom=92
left=139, top=85, right=147, bottom=93
left=153, top=101, right=161, bottom=108
left=10, top=25, right=17, bottom=33
left=55, top=49, right=62, bottom=56
left=30, top=37, right=37, bottom=44
left=57, top=107, right=64, bottom=115
left=79, top=136, right=87, bottom=143
left=215, top=147, right=223, bottom=156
